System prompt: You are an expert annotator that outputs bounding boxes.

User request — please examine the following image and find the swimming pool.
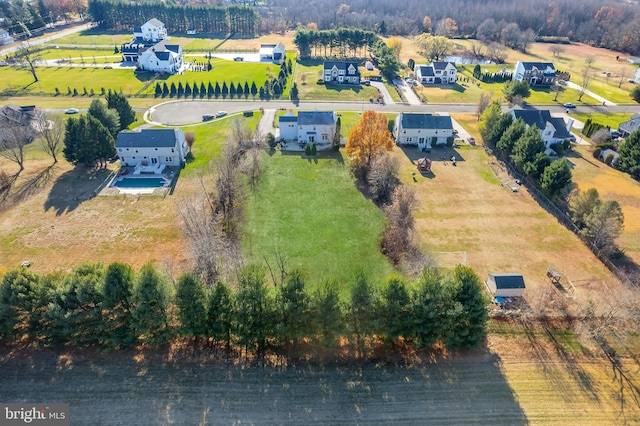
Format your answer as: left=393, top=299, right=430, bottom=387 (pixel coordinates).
left=112, top=177, right=166, bottom=188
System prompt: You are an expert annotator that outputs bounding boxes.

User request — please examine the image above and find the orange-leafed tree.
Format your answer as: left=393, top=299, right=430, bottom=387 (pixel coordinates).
left=345, top=110, right=394, bottom=173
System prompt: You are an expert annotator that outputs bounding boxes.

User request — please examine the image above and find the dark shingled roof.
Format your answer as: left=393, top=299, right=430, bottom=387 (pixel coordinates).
left=279, top=115, right=297, bottom=123
left=323, top=61, right=360, bottom=75
left=489, top=274, right=526, bottom=289
left=417, top=65, right=434, bottom=77
left=512, top=109, right=552, bottom=131
left=520, top=61, right=556, bottom=75
left=165, top=44, right=180, bottom=53
left=133, top=27, right=142, bottom=33
left=154, top=51, right=170, bottom=60
left=116, top=129, right=179, bottom=149
left=432, top=61, right=454, bottom=70
left=297, top=111, right=335, bottom=125
left=400, top=113, right=452, bottom=130
left=549, top=117, right=570, bottom=139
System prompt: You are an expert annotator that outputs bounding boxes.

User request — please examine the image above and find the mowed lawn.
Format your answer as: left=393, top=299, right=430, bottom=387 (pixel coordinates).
left=243, top=151, right=394, bottom=290
left=292, top=59, right=380, bottom=101
left=46, top=29, right=132, bottom=46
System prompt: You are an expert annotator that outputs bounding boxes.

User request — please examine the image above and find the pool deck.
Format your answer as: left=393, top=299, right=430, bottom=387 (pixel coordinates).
left=99, top=166, right=178, bottom=196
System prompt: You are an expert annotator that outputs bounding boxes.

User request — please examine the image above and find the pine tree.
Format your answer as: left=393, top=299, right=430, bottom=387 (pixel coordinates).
left=184, top=81, right=192, bottom=97
left=207, top=82, right=214, bottom=98
left=250, top=81, right=258, bottom=98
left=88, top=99, right=120, bottom=137
left=311, top=281, right=344, bottom=349
left=244, top=82, right=250, bottom=98
left=276, top=269, right=311, bottom=349
left=207, top=281, right=234, bottom=351
left=221, top=82, right=229, bottom=98
left=0, top=269, right=40, bottom=340
left=348, top=272, right=377, bottom=358
left=102, top=262, right=135, bottom=350
left=214, top=82, right=221, bottom=98
left=155, top=83, right=162, bottom=97
left=413, top=268, right=446, bottom=348
left=379, top=276, right=412, bottom=345
left=132, top=264, right=169, bottom=346
left=175, top=273, right=207, bottom=341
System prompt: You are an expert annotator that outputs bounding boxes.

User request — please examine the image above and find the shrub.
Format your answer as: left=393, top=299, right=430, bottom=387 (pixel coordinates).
left=311, top=142, right=317, bottom=156
left=550, top=142, right=564, bottom=155
left=592, top=147, right=601, bottom=160
left=604, top=153, right=615, bottom=165
left=305, top=143, right=311, bottom=156
left=266, top=132, right=276, bottom=148
left=54, top=87, right=60, bottom=96
left=631, top=85, right=640, bottom=103
left=446, top=136, right=454, bottom=147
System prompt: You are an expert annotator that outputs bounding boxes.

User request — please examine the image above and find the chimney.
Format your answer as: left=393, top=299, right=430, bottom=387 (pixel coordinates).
left=566, top=118, right=574, bottom=133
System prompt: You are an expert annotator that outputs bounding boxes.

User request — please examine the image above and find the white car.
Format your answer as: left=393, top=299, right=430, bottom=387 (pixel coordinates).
left=65, top=108, right=80, bottom=114
left=215, top=111, right=228, bottom=118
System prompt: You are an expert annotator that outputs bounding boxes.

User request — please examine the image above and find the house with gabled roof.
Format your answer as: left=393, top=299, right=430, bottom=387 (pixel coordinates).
left=278, top=111, right=337, bottom=145
left=259, top=42, right=285, bottom=63
left=134, top=18, right=167, bottom=43
left=513, top=61, right=557, bottom=85
left=414, top=62, right=457, bottom=84
left=137, top=40, right=183, bottom=74
left=116, top=128, right=189, bottom=172
left=618, top=113, right=640, bottom=137
left=393, top=113, right=454, bottom=150
left=323, top=61, right=360, bottom=84
left=511, top=109, right=574, bottom=149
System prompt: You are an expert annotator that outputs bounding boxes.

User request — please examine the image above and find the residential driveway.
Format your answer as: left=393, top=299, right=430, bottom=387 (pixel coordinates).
left=393, top=78, right=422, bottom=106
left=370, top=81, right=395, bottom=105
left=564, top=81, right=616, bottom=106
left=257, top=109, right=277, bottom=138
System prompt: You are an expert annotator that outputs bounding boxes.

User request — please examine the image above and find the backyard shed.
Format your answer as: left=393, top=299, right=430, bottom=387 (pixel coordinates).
left=486, top=273, right=526, bottom=297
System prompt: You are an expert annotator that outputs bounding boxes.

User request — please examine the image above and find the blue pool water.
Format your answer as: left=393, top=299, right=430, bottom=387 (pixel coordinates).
left=113, top=177, right=166, bottom=188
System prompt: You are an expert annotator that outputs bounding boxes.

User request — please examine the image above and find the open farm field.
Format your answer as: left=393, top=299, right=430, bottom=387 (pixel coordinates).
left=1, top=320, right=638, bottom=425
left=569, top=144, right=640, bottom=266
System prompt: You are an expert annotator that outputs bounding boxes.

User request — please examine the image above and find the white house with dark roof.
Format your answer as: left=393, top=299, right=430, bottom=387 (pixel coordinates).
left=323, top=61, right=360, bottom=84
left=618, top=113, right=640, bottom=137
left=513, top=61, right=557, bottom=85
left=116, top=128, right=189, bottom=172
left=259, top=42, right=285, bottom=63
left=137, top=40, right=183, bottom=73
left=393, top=113, right=454, bottom=150
left=511, top=109, right=574, bottom=149
left=134, top=18, right=167, bottom=43
left=414, top=62, right=457, bottom=84
left=278, top=111, right=337, bottom=145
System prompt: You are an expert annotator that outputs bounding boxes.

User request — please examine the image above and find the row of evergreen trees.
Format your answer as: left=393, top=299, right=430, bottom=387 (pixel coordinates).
left=88, top=0, right=260, bottom=35
left=581, top=118, right=610, bottom=138
left=480, top=103, right=573, bottom=198
left=0, top=263, right=489, bottom=359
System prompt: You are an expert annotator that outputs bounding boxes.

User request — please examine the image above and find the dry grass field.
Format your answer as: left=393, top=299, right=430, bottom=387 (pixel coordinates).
left=401, top=114, right=619, bottom=308
left=569, top=144, right=640, bottom=266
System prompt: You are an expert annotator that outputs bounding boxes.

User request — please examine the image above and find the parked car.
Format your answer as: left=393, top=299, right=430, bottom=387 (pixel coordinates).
left=103, top=65, right=113, bottom=69
left=467, top=137, right=476, bottom=145
left=610, top=130, right=620, bottom=138
left=361, top=79, right=371, bottom=86
left=563, top=102, right=576, bottom=108
left=215, top=111, right=228, bottom=118
left=202, top=114, right=215, bottom=121
left=65, top=108, right=79, bottom=114
left=233, top=57, right=244, bottom=62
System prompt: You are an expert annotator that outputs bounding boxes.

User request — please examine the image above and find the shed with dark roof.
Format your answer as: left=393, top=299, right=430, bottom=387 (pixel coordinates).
left=486, top=274, right=526, bottom=297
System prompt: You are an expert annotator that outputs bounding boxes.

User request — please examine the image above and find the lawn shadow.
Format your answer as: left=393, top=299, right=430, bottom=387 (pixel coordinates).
left=398, top=144, right=466, bottom=165
left=43, top=167, right=111, bottom=216
left=0, top=165, right=56, bottom=212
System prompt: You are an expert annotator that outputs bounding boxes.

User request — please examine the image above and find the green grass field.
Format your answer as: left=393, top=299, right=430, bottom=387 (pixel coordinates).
left=293, top=59, right=379, bottom=101
left=45, top=29, right=132, bottom=46
left=571, top=112, right=632, bottom=129
left=243, top=151, right=394, bottom=290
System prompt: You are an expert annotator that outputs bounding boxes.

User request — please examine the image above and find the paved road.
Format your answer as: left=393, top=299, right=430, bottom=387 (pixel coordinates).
left=0, top=21, right=90, bottom=56
left=148, top=99, right=640, bottom=126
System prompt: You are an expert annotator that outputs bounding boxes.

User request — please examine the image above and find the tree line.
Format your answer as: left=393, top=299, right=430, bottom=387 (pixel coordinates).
left=87, top=0, right=260, bottom=35
left=266, top=0, right=640, bottom=56
left=0, top=262, right=489, bottom=360
left=294, top=27, right=400, bottom=80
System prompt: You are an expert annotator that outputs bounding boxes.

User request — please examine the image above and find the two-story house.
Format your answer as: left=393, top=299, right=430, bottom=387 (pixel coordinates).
left=393, top=113, right=454, bottom=150
left=116, top=128, right=189, bottom=172
left=279, top=111, right=337, bottom=146
left=511, top=109, right=574, bottom=149
left=137, top=41, right=183, bottom=74
left=134, top=18, right=167, bottom=43
left=323, top=61, right=360, bottom=84
left=512, top=61, right=557, bottom=85
left=414, top=62, right=457, bottom=84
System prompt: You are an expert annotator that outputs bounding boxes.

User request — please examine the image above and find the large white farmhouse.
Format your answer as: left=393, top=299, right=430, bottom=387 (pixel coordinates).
left=137, top=41, right=183, bottom=73
left=279, top=111, right=337, bottom=145
left=134, top=18, right=167, bottom=43
left=116, top=128, right=189, bottom=173
left=414, top=62, right=457, bottom=84
left=393, top=113, right=454, bottom=150
left=323, top=61, right=360, bottom=84
left=512, top=61, right=557, bottom=85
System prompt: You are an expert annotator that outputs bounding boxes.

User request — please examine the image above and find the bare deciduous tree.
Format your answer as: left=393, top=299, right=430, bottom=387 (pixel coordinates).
left=0, top=122, right=33, bottom=173
left=367, top=153, right=400, bottom=204
left=476, top=91, right=493, bottom=120
left=487, top=43, right=507, bottom=63
left=12, top=43, right=40, bottom=83
left=618, top=68, right=629, bottom=88
left=578, top=62, right=595, bottom=102
left=549, top=44, right=566, bottom=58
left=469, top=42, right=486, bottom=60
left=35, top=112, right=64, bottom=163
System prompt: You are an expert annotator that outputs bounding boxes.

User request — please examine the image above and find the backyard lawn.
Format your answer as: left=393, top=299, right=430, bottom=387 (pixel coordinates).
left=243, top=151, right=394, bottom=290
left=292, top=59, right=379, bottom=101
